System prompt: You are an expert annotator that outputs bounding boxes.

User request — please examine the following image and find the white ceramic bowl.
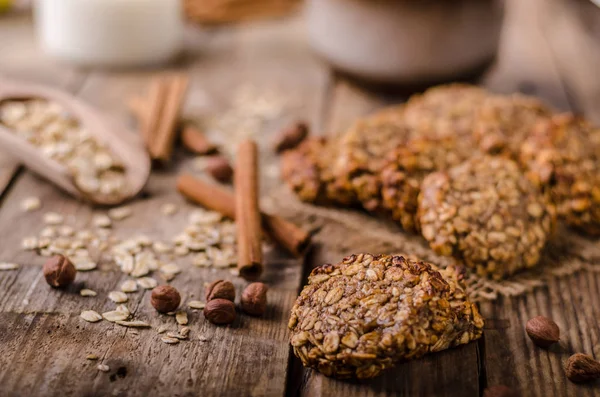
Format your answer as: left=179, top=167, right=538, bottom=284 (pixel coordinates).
left=34, top=0, right=184, bottom=68
left=306, top=0, right=504, bottom=84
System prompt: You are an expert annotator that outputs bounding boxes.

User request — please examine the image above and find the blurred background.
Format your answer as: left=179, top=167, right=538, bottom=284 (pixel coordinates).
left=0, top=0, right=599, bottom=125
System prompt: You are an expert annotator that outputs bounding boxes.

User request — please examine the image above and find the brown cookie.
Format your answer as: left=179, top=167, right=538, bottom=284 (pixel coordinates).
left=418, top=156, right=556, bottom=280
left=402, top=83, right=489, bottom=140
left=281, top=137, right=355, bottom=206
left=333, top=106, right=411, bottom=212
left=335, top=84, right=487, bottom=214
left=380, top=136, right=477, bottom=232
left=521, top=113, right=600, bottom=235
left=473, top=94, right=552, bottom=158
left=289, top=253, right=484, bottom=379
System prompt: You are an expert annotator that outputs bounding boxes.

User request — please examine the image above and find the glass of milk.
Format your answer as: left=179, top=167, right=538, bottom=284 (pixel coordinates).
left=34, top=0, right=184, bottom=68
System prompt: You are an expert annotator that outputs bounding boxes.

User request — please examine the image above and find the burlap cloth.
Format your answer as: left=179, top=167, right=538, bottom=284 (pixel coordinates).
left=265, top=187, right=600, bottom=302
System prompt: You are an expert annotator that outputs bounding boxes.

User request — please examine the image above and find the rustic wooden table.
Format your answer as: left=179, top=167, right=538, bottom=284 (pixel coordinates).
left=1, top=0, right=600, bottom=396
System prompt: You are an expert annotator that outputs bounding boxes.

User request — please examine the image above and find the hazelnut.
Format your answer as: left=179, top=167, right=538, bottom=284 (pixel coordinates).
left=525, top=315, right=559, bottom=348
left=43, top=254, right=76, bottom=288
left=241, top=282, right=268, bottom=316
left=205, top=156, right=233, bottom=183
left=483, top=385, right=518, bottom=397
left=565, top=353, right=600, bottom=383
left=205, top=280, right=235, bottom=302
left=273, top=121, right=309, bottom=153
left=203, top=298, right=236, bottom=325
left=151, top=285, right=181, bottom=313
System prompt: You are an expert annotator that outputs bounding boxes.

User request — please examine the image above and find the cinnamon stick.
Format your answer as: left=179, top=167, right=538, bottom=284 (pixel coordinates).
left=181, top=124, right=218, bottom=155
left=176, top=173, right=310, bottom=257
left=144, top=79, right=168, bottom=150
left=150, top=74, right=189, bottom=162
left=234, top=140, right=263, bottom=280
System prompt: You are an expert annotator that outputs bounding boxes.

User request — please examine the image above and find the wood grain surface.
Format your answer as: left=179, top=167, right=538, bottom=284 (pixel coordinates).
left=1, top=0, right=600, bottom=396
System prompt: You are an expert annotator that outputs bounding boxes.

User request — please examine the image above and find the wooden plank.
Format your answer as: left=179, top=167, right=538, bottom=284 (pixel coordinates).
left=540, top=0, right=600, bottom=122
left=0, top=14, right=329, bottom=397
left=478, top=1, right=600, bottom=396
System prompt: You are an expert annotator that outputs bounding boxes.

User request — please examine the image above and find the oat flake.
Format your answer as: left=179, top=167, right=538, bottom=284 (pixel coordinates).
left=81, top=310, right=102, bottom=323
left=108, top=291, right=128, bottom=303
left=188, top=300, right=205, bottom=310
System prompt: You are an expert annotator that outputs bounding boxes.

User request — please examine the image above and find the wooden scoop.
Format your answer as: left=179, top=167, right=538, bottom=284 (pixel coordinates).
left=0, top=78, right=151, bottom=206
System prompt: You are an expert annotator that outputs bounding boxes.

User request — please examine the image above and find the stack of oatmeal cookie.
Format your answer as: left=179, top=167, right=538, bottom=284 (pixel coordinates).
left=281, top=84, right=600, bottom=280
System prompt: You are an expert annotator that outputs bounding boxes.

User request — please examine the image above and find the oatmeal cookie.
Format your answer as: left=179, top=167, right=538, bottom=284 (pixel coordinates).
left=473, top=94, right=552, bottom=158
left=289, top=254, right=483, bottom=379
left=335, top=84, right=487, bottom=213
left=380, top=136, right=477, bottom=232
left=520, top=114, right=600, bottom=235
left=281, top=137, right=355, bottom=206
left=289, top=253, right=484, bottom=379
left=418, top=156, right=556, bottom=279
left=402, top=83, right=489, bottom=139
left=333, top=105, right=410, bottom=211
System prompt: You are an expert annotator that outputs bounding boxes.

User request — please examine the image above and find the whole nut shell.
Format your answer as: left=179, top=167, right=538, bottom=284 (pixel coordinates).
left=241, top=282, right=268, bottom=316
left=204, top=298, right=236, bottom=325
left=273, top=121, right=309, bottom=153
left=525, top=315, right=560, bottom=348
left=43, top=254, right=76, bottom=288
left=565, top=353, right=600, bottom=383
left=205, top=156, right=233, bottom=183
left=151, top=285, right=181, bottom=313
left=205, top=280, right=236, bottom=302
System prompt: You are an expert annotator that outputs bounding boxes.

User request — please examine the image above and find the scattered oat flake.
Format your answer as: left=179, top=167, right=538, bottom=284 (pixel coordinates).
left=198, top=336, right=209, bottom=342
left=188, top=301, right=205, bottom=310
left=108, top=291, right=128, bottom=303
left=86, top=354, right=99, bottom=360
left=21, top=237, right=38, bottom=251
left=115, top=320, right=151, bottom=328
left=116, top=304, right=130, bottom=315
left=152, top=241, right=173, bottom=254
left=43, top=212, right=63, bottom=225
left=157, top=326, right=168, bottom=334
left=0, top=262, right=19, bottom=271
left=97, top=364, right=110, bottom=372
left=137, top=277, right=158, bottom=290
left=175, top=311, right=188, bottom=325
left=102, top=309, right=129, bottom=322
left=134, top=235, right=152, bottom=247
left=21, top=196, right=41, bottom=212
left=81, top=310, right=103, bottom=323
left=180, top=327, right=190, bottom=338
left=131, top=262, right=150, bottom=278
left=74, top=260, right=97, bottom=272
left=120, top=280, right=138, bottom=293
left=93, top=214, right=112, bottom=228
left=161, top=263, right=181, bottom=275
left=80, top=289, right=97, bottom=297
left=161, top=336, right=180, bottom=345
left=162, top=272, right=176, bottom=282
left=161, top=203, right=178, bottom=216
left=174, top=246, right=189, bottom=256
left=108, top=206, right=132, bottom=221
